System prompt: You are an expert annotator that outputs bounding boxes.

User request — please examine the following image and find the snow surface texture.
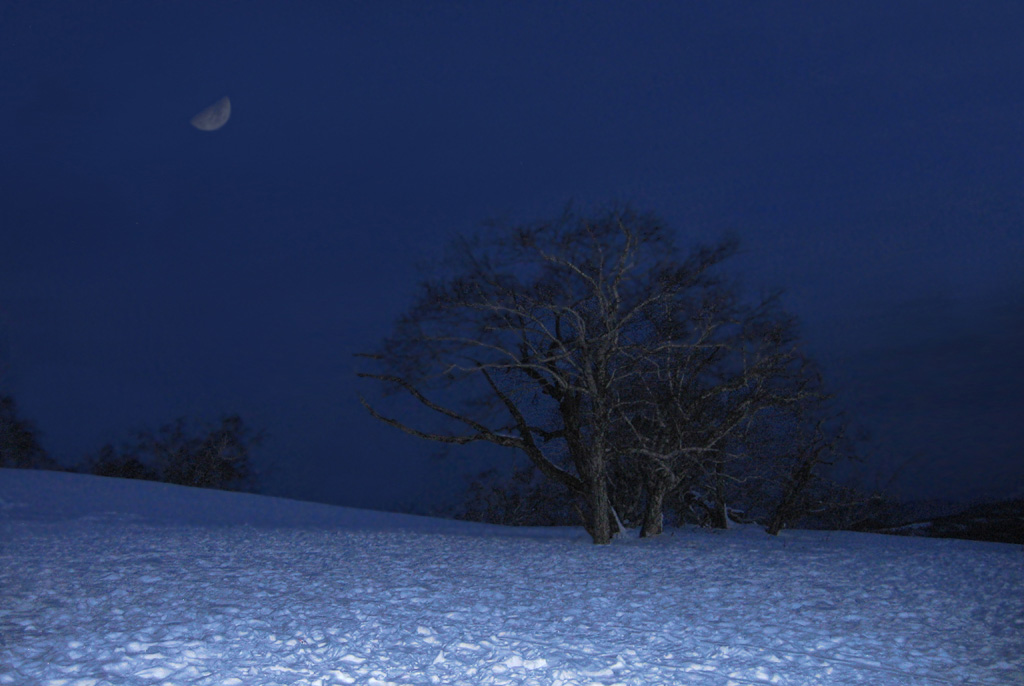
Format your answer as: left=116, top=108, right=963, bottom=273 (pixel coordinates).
left=2, top=470, right=1022, bottom=686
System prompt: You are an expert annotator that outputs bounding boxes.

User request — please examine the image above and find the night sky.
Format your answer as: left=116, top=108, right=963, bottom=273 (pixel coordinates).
left=1, top=2, right=1022, bottom=511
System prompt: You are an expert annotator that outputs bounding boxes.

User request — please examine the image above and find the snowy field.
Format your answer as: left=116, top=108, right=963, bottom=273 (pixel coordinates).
left=1, top=469, right=1022, bottom=686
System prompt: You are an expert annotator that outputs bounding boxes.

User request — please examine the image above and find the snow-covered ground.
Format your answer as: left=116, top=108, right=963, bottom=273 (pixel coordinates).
left=1, top=469, right=1022, bottom=685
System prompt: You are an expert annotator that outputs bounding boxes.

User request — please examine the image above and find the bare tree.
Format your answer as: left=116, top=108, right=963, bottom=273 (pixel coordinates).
left=757, top=409, right=858, bottom=535
left=620, top=305, right=820, bottom=536
left=361, top=210, right=645, bottom=542
left=359, top=207, right=822, bottom=543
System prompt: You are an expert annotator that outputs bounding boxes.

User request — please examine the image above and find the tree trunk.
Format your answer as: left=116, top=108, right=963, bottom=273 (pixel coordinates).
left=710, top=499, right=730, bottom=530
left=640, top=477, right=669, bottom=538
left=767, top=449, right=820, bottom=535
left=766, top=509, right=786, bottom=536
left=710, top=460, right=730, bottom=529
left=588, top=472, right=612, bottom=544
left=609, top=503, right=627, bottom=539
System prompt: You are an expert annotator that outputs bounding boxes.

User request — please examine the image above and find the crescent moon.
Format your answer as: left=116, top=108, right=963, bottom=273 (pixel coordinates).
left=190, top=96, right=231, bottom=131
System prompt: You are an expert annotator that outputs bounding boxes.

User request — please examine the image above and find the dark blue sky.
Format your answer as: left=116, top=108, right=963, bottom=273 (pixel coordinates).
left=1, top=1, right=1022, bottom=509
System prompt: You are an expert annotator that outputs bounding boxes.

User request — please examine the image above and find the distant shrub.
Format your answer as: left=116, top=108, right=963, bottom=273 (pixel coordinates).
left=83, top=414, right=262, bottom=492
left=84, top=444, right=160, bottom=482
left=454, top=464, right=577, bottom=527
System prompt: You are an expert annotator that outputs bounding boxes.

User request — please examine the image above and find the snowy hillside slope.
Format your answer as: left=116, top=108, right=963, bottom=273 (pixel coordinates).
left=1, top=469, right=1022, bottom=685
left=0, top=469, right=524, bottom=534
left=879, top=499, right=1024, bottom=545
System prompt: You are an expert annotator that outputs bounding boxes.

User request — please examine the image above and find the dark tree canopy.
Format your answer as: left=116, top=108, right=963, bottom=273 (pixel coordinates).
left=0, top=394, right=56, bottom=470
left=359, top=208, right=851, bottom=543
